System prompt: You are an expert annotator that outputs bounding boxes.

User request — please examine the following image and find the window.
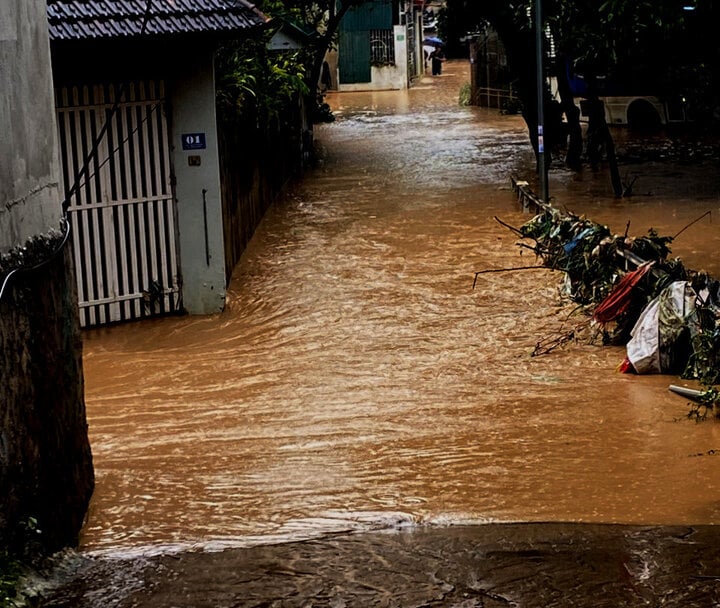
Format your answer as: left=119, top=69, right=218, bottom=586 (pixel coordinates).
left=370, top=29, right=395, bottom=65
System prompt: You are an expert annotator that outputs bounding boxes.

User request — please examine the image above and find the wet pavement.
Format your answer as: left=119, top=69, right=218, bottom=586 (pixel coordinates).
left=31, top=61, right=720, bottom=606
left=34, top=524, right=720, bottom=606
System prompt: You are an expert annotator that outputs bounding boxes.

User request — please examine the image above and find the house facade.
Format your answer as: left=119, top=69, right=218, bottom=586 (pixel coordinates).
left=47, top=0, right=268, bottom=326
left=330, top=0, right=424, bottom=91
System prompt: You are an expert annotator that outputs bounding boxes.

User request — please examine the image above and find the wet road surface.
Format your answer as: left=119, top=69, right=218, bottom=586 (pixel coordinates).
left=33, top=61, right=720, bottom=606
left=35, top=525, right=720, bottom=607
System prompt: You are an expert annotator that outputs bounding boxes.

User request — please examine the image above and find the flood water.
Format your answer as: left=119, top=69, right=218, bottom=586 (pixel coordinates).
left=80, top=61, right=720, bottom=558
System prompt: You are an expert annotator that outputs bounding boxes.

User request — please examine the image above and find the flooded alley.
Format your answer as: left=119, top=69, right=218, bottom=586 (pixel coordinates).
left=37, top=61, right=720, bottom=606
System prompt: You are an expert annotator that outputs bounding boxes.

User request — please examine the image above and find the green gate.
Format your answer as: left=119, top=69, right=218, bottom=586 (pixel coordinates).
left=338, top=0, right=393, bottom=84
left=339, top=31, right=371, bottom=83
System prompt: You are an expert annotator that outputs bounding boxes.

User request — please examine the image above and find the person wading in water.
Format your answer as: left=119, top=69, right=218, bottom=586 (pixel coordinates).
left=430, top=47, right=446, bottom=76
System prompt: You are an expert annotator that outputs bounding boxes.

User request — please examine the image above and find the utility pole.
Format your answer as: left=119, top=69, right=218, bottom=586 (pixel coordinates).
left=535, top=0, right=549, bottom=203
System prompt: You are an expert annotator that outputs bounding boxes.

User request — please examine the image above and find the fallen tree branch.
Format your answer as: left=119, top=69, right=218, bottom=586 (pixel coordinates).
left=493, top=216, right=524, bottom=237
left=673, top=210, right=712, bottom=240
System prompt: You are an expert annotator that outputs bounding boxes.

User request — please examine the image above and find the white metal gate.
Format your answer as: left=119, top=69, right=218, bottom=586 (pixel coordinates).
left=56, top=81, right=181, bottom=327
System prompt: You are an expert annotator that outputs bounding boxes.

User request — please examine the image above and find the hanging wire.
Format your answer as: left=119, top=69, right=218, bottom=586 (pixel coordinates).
left=61, top=0, right=154, bottom=214
left=69, top=101, right=163, bottom=197
left=0, top=0, right=154, bottom=304
left=0, top=217, right=71, bottom=301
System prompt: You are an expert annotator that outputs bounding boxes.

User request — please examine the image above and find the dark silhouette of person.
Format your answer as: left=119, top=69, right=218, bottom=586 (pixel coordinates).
left=430, top=48, right=445, bottom=76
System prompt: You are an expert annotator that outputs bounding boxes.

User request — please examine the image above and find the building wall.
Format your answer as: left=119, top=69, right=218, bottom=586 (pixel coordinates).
left=50, top=41, right=229, bottom=318
left=338, top=25, right=410, bottom=91
left=0, top=0, right=93, bottom=554
left=338, top=0, right=417, bottom=90
left=169, top=50, right=227, bottom=315
left=0, top=246, right=94, bottom=553
left=0, top=0, right=63, bottom=249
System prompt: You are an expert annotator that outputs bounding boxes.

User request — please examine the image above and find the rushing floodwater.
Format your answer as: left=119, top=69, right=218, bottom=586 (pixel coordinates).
left=80, top=61, right=720, bottom=557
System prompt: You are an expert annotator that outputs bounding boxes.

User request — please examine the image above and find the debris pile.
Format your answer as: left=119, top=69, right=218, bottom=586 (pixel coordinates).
left=497, top=182, right=720, bottom=415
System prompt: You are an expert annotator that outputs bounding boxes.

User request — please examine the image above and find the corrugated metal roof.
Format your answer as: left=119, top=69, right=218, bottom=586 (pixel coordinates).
left=48, top=0, right=269, bottom=41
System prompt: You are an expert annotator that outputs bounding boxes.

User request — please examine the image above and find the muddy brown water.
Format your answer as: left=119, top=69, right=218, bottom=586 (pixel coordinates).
left=78, top=61, right=720, bottom=559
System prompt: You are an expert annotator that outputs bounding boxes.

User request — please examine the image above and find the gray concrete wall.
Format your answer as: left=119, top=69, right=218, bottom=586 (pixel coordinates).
left=170, top=51, right=227, bottom=315
left=0, top=246, right=94, bottom=553
left=0, top=0, right=63, bottom=250
left=0, top=0, right=93, bottom=554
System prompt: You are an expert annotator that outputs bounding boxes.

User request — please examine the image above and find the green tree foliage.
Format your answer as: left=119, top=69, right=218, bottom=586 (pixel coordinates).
left=255, top=0, right=329, bottom=33
left=216, top=36, right=309, bottom=127
left=444, top=0, right=717, bottom=125
left=255, top=0, right=369, bottom=92
left=0, top=518, right=42, bottom=607
left=547, top=0, right=717, bottom=109
left=441, top=0, right=717, bottom=179
left=217, top=0, right=369, bottom=126
left=0, top=550, right=20, bottom=608
left=215, top=1, right=375, bottom=142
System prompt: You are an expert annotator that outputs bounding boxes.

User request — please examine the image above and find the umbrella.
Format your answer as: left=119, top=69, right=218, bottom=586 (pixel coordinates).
left=423, top=36, right=444, bottom=47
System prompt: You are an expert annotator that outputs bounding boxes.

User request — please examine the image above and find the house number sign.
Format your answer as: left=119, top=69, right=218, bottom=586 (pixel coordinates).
left=182, top=133, right=206, bottom=150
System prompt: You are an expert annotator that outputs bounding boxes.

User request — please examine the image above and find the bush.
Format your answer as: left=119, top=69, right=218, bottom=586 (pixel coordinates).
left=0, top=549, right=21, bottom=608
left=459, top=82, right=472, bottom=106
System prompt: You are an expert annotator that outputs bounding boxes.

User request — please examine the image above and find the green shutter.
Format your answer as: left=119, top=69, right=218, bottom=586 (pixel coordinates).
left=340, top=0, right=393, bottom=31
left=338, top=0, right=394, bottom=83
left=339, top=30, right=371, bottom=83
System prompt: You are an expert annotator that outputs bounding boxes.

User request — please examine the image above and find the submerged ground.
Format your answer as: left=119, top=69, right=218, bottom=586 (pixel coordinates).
left=35, top=524, right=720, bottom=606
left=33, top=61, right=720, bottom=606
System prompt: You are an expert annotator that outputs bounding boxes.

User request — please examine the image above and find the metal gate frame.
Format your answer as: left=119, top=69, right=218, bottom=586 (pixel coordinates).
left=56, top=80, right=181, bottom=327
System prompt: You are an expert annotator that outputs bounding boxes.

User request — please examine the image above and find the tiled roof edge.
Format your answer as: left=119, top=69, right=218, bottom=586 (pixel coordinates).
left=48, top=0, right=269, bottom=41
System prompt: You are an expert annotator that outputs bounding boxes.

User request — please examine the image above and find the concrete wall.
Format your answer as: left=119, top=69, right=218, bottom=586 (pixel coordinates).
left=169, top=50, right=227, bottom=315
left=0, top=0, right=63, bottom=249
left=0, top=0, right=93, bottom=554
left=0, top=246, right=94, bottom=553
